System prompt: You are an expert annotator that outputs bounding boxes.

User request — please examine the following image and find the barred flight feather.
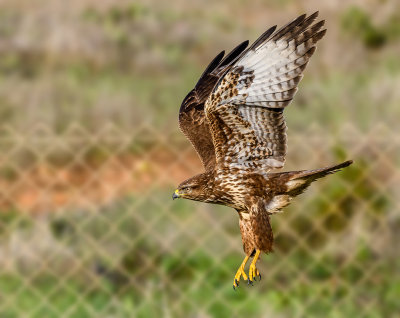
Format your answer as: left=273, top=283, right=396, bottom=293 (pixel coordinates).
left=205, top=11, right=326, bottom=170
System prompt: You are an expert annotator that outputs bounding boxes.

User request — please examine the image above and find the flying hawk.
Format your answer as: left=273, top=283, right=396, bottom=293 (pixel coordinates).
left=172, top=12, right=352, bottom=289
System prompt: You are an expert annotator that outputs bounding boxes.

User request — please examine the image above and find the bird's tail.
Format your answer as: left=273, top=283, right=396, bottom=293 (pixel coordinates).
left=283, top=160, right=353, bottom=196
left=290, top=160, right=353, bottom=181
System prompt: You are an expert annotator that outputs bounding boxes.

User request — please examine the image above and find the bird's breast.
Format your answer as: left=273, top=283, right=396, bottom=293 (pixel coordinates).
left=212, top=169, right=255, bottom=209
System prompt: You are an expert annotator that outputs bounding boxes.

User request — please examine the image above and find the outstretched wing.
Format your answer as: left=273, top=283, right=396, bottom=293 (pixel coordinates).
left=179, top=41, right=248, bottom=171
left=205, top=12, right=326, bottom=171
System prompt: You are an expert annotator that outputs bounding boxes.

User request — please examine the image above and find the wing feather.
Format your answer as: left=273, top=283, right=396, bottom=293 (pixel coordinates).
left=205, top=12, right=326, bottom=170
left=179, top=41, right=248, bottom=170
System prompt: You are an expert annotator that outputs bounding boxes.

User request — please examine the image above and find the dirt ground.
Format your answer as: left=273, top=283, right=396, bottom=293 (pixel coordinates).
left=0, top=151, right=202, bottom=213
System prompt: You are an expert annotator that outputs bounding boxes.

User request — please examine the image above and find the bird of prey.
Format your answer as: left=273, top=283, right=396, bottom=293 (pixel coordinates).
left=172, top=12, right=352, bottom=289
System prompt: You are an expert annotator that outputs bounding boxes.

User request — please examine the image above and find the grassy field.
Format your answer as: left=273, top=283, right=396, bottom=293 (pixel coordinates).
left=0, top=1, right=399, bottom=132
left=2, top=250, right=398, bottom=318
left=1, top=162, right=399, bottom=317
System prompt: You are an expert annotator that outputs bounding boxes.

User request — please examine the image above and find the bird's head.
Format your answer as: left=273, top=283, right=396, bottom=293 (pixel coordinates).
left=172, top=174, right=209, bottom=202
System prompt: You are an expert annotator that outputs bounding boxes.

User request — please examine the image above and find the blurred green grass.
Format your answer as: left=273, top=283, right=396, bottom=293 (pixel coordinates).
left=2, top=257, right=399, bottom=318
left=1, top=166, right=399, bottom=318
left=0, top=2, right=399, bottom=132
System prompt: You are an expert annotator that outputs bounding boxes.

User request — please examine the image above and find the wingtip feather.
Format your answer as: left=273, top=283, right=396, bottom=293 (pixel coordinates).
left=199, top=50, right=225, bottom=79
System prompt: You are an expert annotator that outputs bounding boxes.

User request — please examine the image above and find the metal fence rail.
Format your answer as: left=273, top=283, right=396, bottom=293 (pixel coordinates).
left=0, top=123, right=399, bottom=318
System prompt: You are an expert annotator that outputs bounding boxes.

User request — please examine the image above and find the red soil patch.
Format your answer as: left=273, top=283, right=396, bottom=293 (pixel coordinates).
left=0, top=152, right=202, bottom=213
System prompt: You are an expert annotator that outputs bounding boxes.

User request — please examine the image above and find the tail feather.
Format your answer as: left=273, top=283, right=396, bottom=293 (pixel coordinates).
left=291, top=160, right=353, bottom=181
left=264, top=160, right=352, bottom=213
left=282, top=160, right=353, bottom=196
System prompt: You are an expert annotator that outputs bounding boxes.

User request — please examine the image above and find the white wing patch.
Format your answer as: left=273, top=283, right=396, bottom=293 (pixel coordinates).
left=204, top=12, right=326, bottom=170
left=226, top=39, right=317, bottom=108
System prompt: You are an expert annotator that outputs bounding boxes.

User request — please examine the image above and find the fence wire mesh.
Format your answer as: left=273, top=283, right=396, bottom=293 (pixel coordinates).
left=0, top=123, right=399, bottom=318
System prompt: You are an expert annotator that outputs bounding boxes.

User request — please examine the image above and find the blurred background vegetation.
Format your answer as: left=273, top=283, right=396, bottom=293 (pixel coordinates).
left=0, top=0, right=399, bottom=317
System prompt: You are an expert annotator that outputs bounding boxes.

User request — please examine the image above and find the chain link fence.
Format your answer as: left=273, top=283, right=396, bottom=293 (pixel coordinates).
left=0, top=123, right=398, bottom=317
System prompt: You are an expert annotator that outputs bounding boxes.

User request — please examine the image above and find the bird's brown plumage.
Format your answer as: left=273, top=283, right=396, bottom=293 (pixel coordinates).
left=178, top=41, right=249, bottom=171
left=174, top=12, right=353, bottom=287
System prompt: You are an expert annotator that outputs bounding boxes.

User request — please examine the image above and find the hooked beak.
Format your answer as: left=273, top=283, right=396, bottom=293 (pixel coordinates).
left=172, top=189, right=180, bottom=200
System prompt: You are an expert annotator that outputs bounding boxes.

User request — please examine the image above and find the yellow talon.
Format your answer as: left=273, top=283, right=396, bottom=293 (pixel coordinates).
left=233, top=250, right=262, bottom=289
left=233, top=255, right=249, bottom=289
left=248, top=249, right=261, bottom=283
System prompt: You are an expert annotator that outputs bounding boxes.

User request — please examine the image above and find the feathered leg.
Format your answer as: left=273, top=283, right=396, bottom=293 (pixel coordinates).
left=233, top=212, right=256, bottom=289
left=246, top=201, right=274, bottom=285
